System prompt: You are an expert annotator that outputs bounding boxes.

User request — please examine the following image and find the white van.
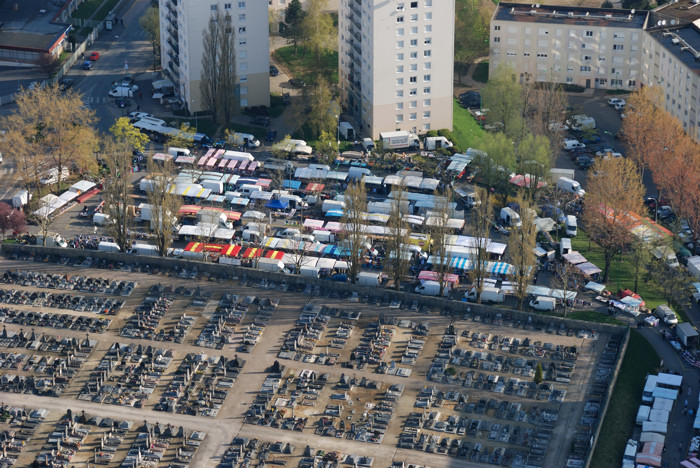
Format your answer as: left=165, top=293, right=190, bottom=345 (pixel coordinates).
left=312, top=230, right=335, bottom=243
left=237, top=133, right=261, bottom=148
left=97, top=241, right=120, bottom=253
left=500, top=207, right=522, bottom=228
left=651, top=246, right=680, bottom=269
left=109, top=86, right=134, bottom=98
left=357, top=271, right=381, bottom=287
left=277, top=228, right=300, bottom=239
left=167, top=147, right=191, bottom=158
left=300, top=266, right=321, bottom=278
left=465, top=286, right=504, bottom=303
left=560, top=238, right=572, bottom=256
left=654, top=304, right=678, bottom=326
left=93, top=213, right=111, bottom=226
left=362, top=138, right=375, bottom=152
left=530, top=296, right=556, bottom=311
left=415, top=280, right=450, bottom=297
left=562, top=139, right=585, bottom=151
left=557, top=177, right=585, bottom=196
left=565, top=215, right=578, bottom=237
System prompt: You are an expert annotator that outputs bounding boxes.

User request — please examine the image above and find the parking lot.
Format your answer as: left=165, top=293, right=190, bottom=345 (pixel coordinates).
left=0, top=254, right=622, bottom=467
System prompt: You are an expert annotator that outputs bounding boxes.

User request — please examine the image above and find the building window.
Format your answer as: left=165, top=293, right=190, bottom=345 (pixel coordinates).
left=240, top=86, right=248, bottom=95
left=396, top=90, right=404, bottom=98
left=409, top=76, right=417, bottom=83
left=409, top=63, right=417, bottom=71
left=396, top=40, right=404, bottom=48
left=580, top=65, right=591, bottom=72
left=396, top=114, right=404, bottom=122
left=410, top=100, right=417, bottom=108
left=240, top=98, right=248, bottom=106
left=628, top=80, right=636, bottom=87
left=494, top=25, right=500, bottom=31
left=409, top=88, right=417, bottom=96
left=240, top=75, right=247, bottom=82
left=397, top=3, right=404, bottom=10
left=585, top=30, right=593, bottom=37
left=396, top=102, right=404, bottom=110
left=613, top=32, right=625, bottom=39
left=240, top=62, right=247, bottom=71
left=224, top=3, right=232, bottom=9
left=613, top=44, right=624, bottom=50
left=396, top=65, right=404, bottom=73
left=494, top=37, right=500, bottom=43
left=410, top=14, right=418, bottom=22
left=423, top=99, right=431, bottom=106
left=611, top=79, right=623, bottom=86
left=423, top=74, right=431, bottom=82
left=238, top=26, right=246, bottom=33
left=425, top=0, right=432, bottom=6
left=411, top=1, right=418, bottom=7
left=583, top=55, right=591, bottom=61
left=238, top=14, right=246, bottom=21
left=424, top=37, right=432, bottom=45
left=240, top=50, right=247, bottom=58
left=410, top=51, right=417, bottom=59
left=423, top=111, right=430, bottom=118
left=424, top=62, right=431, bottom=70
left=410, top=27, right=418, bottom=34
left=423, top=50, right=431, bottom=57
left=396, top=16, right=404, bottom=23
left=211, top=4, right=217, bottom=10
left=238, top=1, right=246, bottom=6
left=410, top=39, right=418, bottom=46
left=423, top=86, right=431, bottom=94
left=396, top=53, right=404, bottom=60
left=425, top=12, right=432, bottom=20
left=409, top=113, right=417, bottom=120
left=396, top=28, right=404, bottom=36
left=239, top=39, right=247, bottom=46
left=424, top=25, right=432, bottom=33
left=566, top=77, right=573, bottom=83
left=396, top=77, right=404, bottom=85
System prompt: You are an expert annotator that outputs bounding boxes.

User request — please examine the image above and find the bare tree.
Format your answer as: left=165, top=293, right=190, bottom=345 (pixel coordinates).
left=386, top=183, right=411, bottom=290
left=200, top=10, right=237, bottom=126
left=431, top=188, right=454, bottom=297
left=31, top=198, right=55, bottom=246
left=470, top=188, right=494, bottom=303
left=140, top=6, right=161, bottom=72
left=102, top=138, right=134, bottom=253
left=508, top=200, right=537, bottom=309
left=342, top=181, right=368, bottom=283
left=552, top=261, right=582, bottom=317
left=583, top=158, right=644, bottom=282
left=146, top=156, right=181, bottom=257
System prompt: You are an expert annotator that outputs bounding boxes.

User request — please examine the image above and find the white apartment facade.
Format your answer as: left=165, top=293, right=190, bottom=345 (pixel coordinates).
left=641, top=18, right=700, bottom=139
left=489, top=4, right=647, bottom=90
left=159, top=0, right=270, bottom=114
left=338, top=0, right=455, bottom=139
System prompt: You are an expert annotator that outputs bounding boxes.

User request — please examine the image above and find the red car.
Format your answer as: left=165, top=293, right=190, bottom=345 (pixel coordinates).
left=88, top=52, right=100, bottom=61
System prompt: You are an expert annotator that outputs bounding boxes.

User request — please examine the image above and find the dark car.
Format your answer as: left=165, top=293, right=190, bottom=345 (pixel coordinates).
left=289, top=78, right=306, bottom=88
left=576, top=155, right=594, bottom=169
left=459, top=91, right=481, bottom=108
left=265, top=130, right=278, bottom=142
left=270, top=65, right=279, bottom=76
left=81, top=61, right=93, bottom=70
left=58, top=78, right=74, bottom=92
left=282, top=93, right=291, bottom=105
left=249, top=116, right=271, bottom=127
left=581, top=134, right=602, bottom=144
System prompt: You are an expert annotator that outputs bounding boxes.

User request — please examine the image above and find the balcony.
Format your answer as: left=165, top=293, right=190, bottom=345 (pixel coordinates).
left=166, top=1, right=177, bottom=16
left=168, top=49, right=180, bottom=66
left=167, top=38, right=179, bottom=54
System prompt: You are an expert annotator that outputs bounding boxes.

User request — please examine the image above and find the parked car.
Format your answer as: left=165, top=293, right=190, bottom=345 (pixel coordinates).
left=265, top=130, right=278, bottom=142
left=269, top=65, right=279, bottom=76
left=282, top=93, right=291, bottom=105
left=58, top=78, right=74, bottom=92
left=81, top=61, right=93, bottom=70
left=89, top=51, right=100, bottom=61
left=459, top=91, right=481, bottom=108
left=576, top=155, right=594, bottom=169
left=250, top=116, right=271, bottom=127
left=608, top=97, right=625, bottom=106
left=289, top=78, right=306, bottom=88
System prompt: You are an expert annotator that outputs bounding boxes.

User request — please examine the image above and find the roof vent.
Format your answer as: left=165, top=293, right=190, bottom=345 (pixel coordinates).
left=631, top=9, right=635, bottom=13
left=672, top=38, right=680, bottom=44
left=662, top=19, right=667, bottom=25
left=536, top=3, right=540, bottom=7
left=670, top=19, right=676, bottom=25
left=530, top=9, right=537, bottom=14
left=605, top=14, right=612, bottom=19
left=568, top=11, right=574, bottom=16
left=586, top=11, right=590, bottom=15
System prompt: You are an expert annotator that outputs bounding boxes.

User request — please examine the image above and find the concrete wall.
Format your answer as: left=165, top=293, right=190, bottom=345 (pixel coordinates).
left=3, top=243, right=627, bottom=336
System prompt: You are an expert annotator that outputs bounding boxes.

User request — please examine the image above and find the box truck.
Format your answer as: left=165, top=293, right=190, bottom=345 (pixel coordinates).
left=257, top=258, right=286, bottom=273
left=338, top=122, right=355, bottom=140
left=300, top=266, right=321, bottom=278
left=11, top=190, right=30, bottom=208
left=530, top=296, right=556, bottom=311
left=557, top=177, right=586, bottom=196
left=129, top=244, right=159, bottom=256
left=36, top=233, right=68, bottom=248
left=97, top=241, right=120, bottom=253
left=500, top=207, right=522, bottom=228
left=357, top=271, right=381, bottom=287
left=454, top=185, right=480, bottom=209
left=565, top=215, right=578, bottom=237
left=379, top=131, right=420, bottom=150
left=415, top=280, right=451, bottom=297
left=465, top=286, right=504, bottom=303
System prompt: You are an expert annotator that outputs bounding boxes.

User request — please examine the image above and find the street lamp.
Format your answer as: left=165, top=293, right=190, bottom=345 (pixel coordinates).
left=335, top=114, right=340, bottom=155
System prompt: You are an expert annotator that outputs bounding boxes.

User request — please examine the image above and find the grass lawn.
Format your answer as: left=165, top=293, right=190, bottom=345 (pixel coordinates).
left=472, top=61, right=489, bottom=83
left=571, top=229, right=671, bottom=313
left=567, top=311, right=627, bottom=325
left=273, top=46, right=339, bottom=85
left=590, top=330, right=659, bottom=468
left=452, top=99, right=486, bottom=151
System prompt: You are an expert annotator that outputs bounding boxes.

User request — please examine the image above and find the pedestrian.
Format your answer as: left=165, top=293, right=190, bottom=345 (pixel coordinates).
left=93, top=225, right=97, bottom=234
left=685, top=399, right=689, bottom=408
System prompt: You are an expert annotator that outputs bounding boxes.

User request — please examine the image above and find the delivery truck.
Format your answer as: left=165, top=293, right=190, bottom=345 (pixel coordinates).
left=465, top=286, right=504, bottom=303
left=423, top=136, right=453, bottom=151
left=415, top=280, right=451, bottom=297
left=257, top=258, right=286, bottom=273
left=379, top=131, right=420, bottom=150
left=357, top=271, right=381, bottom=287
left=338, top=122, right=355, bottom=140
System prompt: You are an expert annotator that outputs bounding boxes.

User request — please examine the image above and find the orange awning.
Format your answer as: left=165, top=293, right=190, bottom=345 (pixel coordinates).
left=242, top=247, right=262, bottom=258
left=222, top=245, right=242, bottom=257
left=179, top=205, right=202, bottom=216
left=185, top=242, right=203, bottom=252
left=265, top=250, right=285, bottom=260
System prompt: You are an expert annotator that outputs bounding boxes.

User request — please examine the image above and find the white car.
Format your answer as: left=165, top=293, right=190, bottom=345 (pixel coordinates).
left=608, top=97, right=626, bottom=106
left=548, top=122, right=569, bottom=132
left=614, top=102, right=626, bottom=111
left=128, top=111, right=153, bottom=122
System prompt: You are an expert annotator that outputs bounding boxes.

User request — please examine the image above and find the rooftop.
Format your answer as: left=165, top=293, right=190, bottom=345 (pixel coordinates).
left=647, top=22, right=700, bottom=75
left=493, top=2, right=648, bottom=29
left=0, top=0, right=71, bottom=52
left=649, top=0, right=700, bottom=27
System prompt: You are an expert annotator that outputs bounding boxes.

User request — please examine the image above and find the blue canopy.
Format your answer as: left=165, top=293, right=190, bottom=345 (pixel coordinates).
left=282, top=180, right=302, bottom=190
left=266, top=199, right=289, bottom=210
left=326, top=210, right=344, bottom=217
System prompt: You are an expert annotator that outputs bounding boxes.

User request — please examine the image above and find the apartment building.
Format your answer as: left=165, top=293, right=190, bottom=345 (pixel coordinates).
left=159, top=0, right=270, bottom=114
left=338, top=0, right=455, bottom=139
left=642, top=5, right=700, bottom=139
left=489, top=3, right=647, bottom=90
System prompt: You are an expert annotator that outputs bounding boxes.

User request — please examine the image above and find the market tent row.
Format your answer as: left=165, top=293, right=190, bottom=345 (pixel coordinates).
left=527, top=285, right=577, bottom=300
